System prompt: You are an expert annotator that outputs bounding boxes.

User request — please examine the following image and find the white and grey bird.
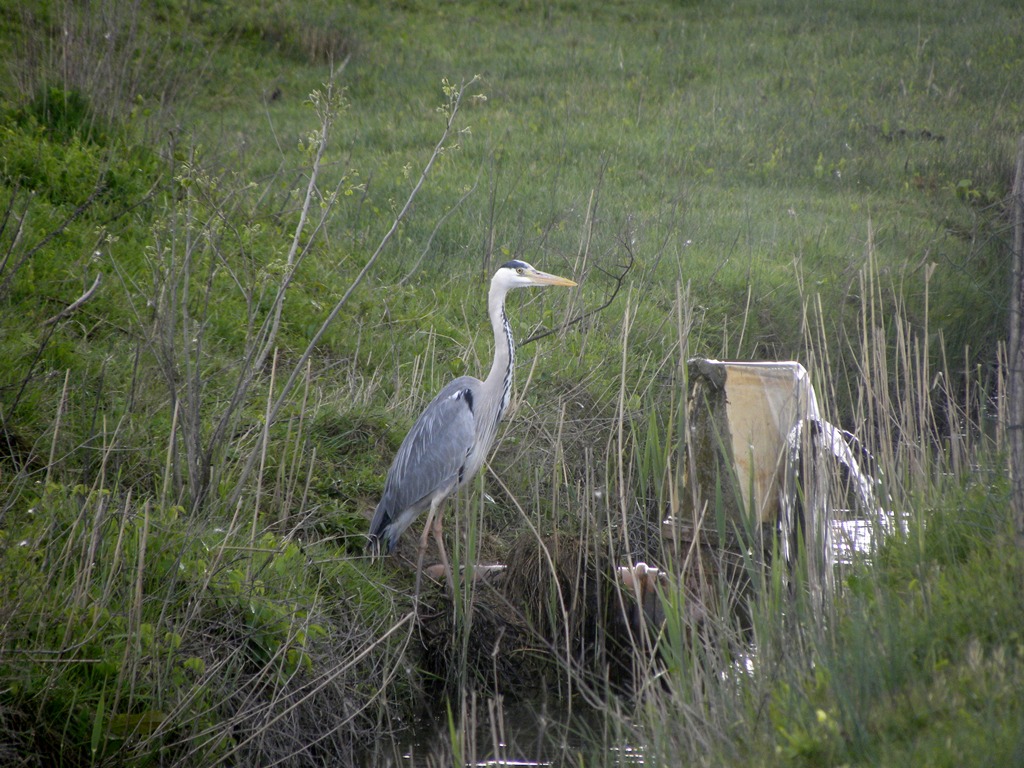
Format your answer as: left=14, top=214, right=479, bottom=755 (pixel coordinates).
left=368, top=260, right=577, bottom=586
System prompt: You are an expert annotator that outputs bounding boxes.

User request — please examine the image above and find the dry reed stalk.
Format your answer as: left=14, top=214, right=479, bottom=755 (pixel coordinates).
left=44, top=369, right=70, bottom=486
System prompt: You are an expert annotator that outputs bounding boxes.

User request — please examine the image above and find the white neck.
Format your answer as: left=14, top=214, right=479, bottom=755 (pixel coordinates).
left=483, top=278, right=515, bottom=424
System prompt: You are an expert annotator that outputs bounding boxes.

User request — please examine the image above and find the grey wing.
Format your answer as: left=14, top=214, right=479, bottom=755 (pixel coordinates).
left=369, top=378, right=478, bottom=550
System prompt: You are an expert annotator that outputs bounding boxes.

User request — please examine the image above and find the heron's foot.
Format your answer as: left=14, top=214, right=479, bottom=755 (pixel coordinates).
left=423, top=562, right=508, bottom=587
left=423, top=563, right=451, bottom=583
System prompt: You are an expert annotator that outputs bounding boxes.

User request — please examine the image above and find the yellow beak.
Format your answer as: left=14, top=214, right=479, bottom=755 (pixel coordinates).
left=528, top=268, right=577, bottom=287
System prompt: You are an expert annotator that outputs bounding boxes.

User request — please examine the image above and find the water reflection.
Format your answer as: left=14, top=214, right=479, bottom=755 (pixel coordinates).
left=831, top=518, right=877, bottom=564
left=388, top=694, right=645, bottom=767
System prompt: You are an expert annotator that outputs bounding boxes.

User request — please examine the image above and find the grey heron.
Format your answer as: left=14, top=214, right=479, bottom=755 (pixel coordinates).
left=368, top=260, right=577, bottom=587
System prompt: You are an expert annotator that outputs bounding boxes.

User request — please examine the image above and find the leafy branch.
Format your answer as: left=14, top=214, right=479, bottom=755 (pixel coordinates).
left=225, top=75, right=481, bottom=512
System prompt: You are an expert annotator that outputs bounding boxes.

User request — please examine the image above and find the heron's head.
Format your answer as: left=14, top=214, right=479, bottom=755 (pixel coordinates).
left=494, top=260, right=577, bottom=290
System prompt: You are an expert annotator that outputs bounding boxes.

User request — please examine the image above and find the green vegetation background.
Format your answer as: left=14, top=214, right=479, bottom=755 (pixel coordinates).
left=1, top=0, right=1022, bottom=765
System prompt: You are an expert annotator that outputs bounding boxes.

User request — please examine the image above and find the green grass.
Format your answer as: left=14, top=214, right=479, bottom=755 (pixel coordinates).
left=757, top=477, right=1024, bottom=767
left=1, top=0, right=1023, bottom=764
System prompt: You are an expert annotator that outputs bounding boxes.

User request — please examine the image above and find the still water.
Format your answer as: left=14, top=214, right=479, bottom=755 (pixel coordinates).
left=378, top=518, right=880, bottom=767
left=388, top=694, right=646, bottom=767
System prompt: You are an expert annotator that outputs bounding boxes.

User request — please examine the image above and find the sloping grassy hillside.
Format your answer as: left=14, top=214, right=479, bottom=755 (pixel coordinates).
left=1, top=0, right=1022, bottom=764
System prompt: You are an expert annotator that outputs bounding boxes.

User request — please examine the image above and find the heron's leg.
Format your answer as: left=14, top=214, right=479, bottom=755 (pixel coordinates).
left=413, top=498, right=454, bottom=594
left=430, top=506, right=454, bottom=593
left=414, top=502, right=437, bottom=597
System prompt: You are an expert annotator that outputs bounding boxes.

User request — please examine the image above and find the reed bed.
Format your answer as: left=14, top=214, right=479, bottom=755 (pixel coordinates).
left=381, top=226, right=1015, bottom=766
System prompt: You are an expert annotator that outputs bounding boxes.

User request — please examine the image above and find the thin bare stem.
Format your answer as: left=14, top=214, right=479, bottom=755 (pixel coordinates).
left=227, top=76, right=478, bottom=511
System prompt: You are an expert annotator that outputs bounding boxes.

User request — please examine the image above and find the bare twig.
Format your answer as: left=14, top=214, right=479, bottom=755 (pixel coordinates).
left=251, top=78, right=339, bottom=375
left=44, top=273, right=102, bottom=325
left=0, top=182, right=104, bottom=301
left=397, top=174, right=479, bottom=285
left=0, top=186, right=28, bottom=279
left=1008, top=135, right=1024, bottom=547
left=522, top=221, right=635, bottom=346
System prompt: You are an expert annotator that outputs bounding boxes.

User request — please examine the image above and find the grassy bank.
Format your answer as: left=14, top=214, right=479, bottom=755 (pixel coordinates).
left=1, top=0, right=1022, bottom=764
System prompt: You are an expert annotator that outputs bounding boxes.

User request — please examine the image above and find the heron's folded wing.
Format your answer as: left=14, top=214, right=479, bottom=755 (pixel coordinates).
left=380, top=379, right=477, bottom=516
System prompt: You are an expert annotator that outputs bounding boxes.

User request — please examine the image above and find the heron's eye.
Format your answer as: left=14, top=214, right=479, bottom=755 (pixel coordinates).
left=516, top=268, right=525, bottom=275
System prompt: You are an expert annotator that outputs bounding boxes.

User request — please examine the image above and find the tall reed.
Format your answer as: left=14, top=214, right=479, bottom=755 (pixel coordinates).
left=616, top=225, right=1006, bottom=766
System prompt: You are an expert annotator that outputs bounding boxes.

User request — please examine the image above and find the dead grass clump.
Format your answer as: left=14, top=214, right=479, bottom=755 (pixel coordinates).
left=179, top=628, right=391, bottom=767
left=416, top=581, right=535, bottom=697
left=503, top=530, right=611, bottom=654
left=413, top=530, right=637, bottom=700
